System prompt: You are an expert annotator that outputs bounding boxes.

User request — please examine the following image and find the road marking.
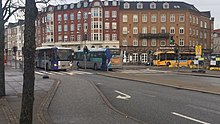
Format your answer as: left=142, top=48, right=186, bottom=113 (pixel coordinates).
left=35, top=71, right=44, bottom=75
left=114, top=90, right=131, bottom=100
left=187, top=104, right=220, bottom=115
left=171, top=112, right=210, bottom=124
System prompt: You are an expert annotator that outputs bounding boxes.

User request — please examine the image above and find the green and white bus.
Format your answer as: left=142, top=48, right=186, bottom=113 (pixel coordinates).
left=73, top=48, right=112, bottom=70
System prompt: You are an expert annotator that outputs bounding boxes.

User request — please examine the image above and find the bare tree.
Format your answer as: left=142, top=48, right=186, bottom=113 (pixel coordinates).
left=0, top=0, right=24, bottom=97
left=19, top=0, right=37, bottom=123
left=19, top=0, right=65, bottom=123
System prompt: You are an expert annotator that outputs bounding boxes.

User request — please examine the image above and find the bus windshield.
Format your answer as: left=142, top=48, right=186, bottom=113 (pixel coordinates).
left=56, top=49, right=72, bottom=61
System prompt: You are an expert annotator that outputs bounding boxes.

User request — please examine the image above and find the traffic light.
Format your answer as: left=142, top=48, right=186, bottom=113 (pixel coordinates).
left=170, top=36, right=175, bottom=44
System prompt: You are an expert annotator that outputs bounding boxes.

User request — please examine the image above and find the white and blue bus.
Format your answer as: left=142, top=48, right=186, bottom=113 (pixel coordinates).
left=73, top=48, right=112, bottom=70
left=35, top=46, right=73, bottom=71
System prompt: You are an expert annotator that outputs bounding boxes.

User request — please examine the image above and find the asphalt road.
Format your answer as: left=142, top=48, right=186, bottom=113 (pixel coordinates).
left=81, top=73, right=220, bottom=124
left=47, top=73, right=139, bottom=124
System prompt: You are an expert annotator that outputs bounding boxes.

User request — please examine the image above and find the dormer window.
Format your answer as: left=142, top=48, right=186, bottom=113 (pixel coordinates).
left=57, top=5, right=61, bottom=10
left=77, top=2, right=81, bottom=8
left=150, top=2, right=156, bottom=9
left=63, top=5, right=68, bottom=10
left=163, top=2, right=169, bottom=9
left=137, top=2, right=143, bottom=9
left=70, top=3, right=74, bottom=9
left=112, top=0, right=117, bottom=6
left=94, top=1, right=100, bottom=6
left=84, top=2, right=88, bottom=7
left=104, top=0, right=108, bottom=6
left=124, top=2, right=130, bottom=9
left=48, top=7, right=53, bottom=12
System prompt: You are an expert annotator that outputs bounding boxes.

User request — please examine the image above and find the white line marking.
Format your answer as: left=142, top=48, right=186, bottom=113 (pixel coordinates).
left=35, top=72, right=44, bottom=75
left=171, top=112, right=210, bottom=124
left=51, top=71, right=65, bottom=75
left=114, top=90, right=131, bottom=100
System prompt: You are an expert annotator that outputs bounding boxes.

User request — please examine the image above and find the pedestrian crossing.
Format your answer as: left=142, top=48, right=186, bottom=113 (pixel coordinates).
left=117, top=69, right=171, bottom=74
left=35, top=70, right=93, bottom=76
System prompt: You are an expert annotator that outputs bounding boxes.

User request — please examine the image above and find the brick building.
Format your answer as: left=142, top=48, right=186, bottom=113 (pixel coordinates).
left=36, top=0, right=120, bottom=51
left=213, top=29, right=220, bottom=53
left=119, top=1, right=213, bottom=63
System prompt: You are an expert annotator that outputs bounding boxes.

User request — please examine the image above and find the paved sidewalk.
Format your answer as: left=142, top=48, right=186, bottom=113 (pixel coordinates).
left=0, top=66, right=55, bottom=124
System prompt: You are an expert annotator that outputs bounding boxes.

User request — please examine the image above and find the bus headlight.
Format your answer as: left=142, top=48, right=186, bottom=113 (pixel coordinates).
left=54, top=64, right=57, bottom=66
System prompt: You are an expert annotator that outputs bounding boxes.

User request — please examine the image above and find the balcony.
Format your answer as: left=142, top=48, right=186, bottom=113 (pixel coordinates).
left=139, top=33, right=170, bottom=39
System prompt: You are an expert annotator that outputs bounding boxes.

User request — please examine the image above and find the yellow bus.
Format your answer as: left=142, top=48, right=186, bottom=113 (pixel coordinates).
left=153, top=51, right=195, bottom=67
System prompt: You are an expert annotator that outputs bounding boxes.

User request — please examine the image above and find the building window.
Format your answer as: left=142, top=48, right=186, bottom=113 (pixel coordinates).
left=189, top=28, right=192, bottom=35
left=84, top=2, right=88, bottom=7
left=77, top=12, right=81, bottom=20
left=133, top=27, right=138, bottom=34
left=70, top=24, right=74, bottom=31
left=77, top=35, right=81, bottom=41
left=170, top=14, right=175, bottom=22
left=70, top=13, right=74, bottom=20
left=77, top=24, right=81, bottom=30
left=77, top=2, right=81, bottom=8
left=124, top=2, right=130, bottom=9
left=150, top=2, right=156, bottom=9
left=104, top=0, right=109, bottom=6
left=204, top=32, right=207, bottom=39
left=161, top=14, right=166, bottom=22
left=84, top=23, right=88, bottom=31
left=64, top=5, right=68, bottom=10
left=179, top=27, right=184, bottom=34
left=196, top=30, right=198, bottom=36
left=58, top=35, right=62, bottom=42
left=133, top=15, right=138, bottom=22
left=112, top=0, right=117, bottom=6
left=84, top=12, right=88, bottom=19
left=133, top=39, right=138, bottom=46
left=142, top=27, right=147, bottom=34
left=180, top=15, right=185, bottom=22
left=112, top=22, right=117, bottom=30
left=142, top=15, right=147, bottom=22
left=70, top=35, right=74, bottom=41
left=57, top=5, right=61, bottom=10
left=105, top=34, right=110, bottom=41
left=160, top=40, right=166, bottom=46
left=105, top=22, right=110, bottom=29
left=58, top=14, right=62, bottom=21
left=105, top=11, right=109, bottom=18
left=170, top=27, right=175, bottom=34
left=137, top=2, right=143, bottom=9
left=163, top=2, right=169, bottom=9
left=151, top=26, right=156, bottom=34
left=112, top=34, right=117, bottom=41
left=64, top=35, right=68, bottom=42
left=161, top=27, right=166, bottom=33
left=70, top=3, right=74, bottom=9
left=151, top=39, right=156, bottom=46
left=151, top=15, right=157, bottom=22
left=142, top=39, right=147, bottom=46
left=196, top=17, right=198, bottom=24
left=112, top=11, right=117, bottom=18
left=64, top=24, right=68, bottom=31
left=179, top=39, right=184, bottom=46
left=58, top=25, right=62, bottom=32
left=204, top=22, right=207, bottom=28
left=123, top=15, right=128, bottom=22
left=200, top=32, right=203, bottom=38
left=200, top=21, right=203, bottom=27
left=123, top=27, right=128, bottom=34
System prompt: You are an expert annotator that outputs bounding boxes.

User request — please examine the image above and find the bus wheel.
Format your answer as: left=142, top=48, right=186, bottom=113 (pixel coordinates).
left=166, top=62, right=171, bottom=66
left=77, top=62, right=80, bottom=68
left=94, top=64, right=97, bottom=70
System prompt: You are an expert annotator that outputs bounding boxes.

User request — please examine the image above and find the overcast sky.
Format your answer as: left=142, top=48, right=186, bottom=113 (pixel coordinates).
left=64, top=0, right=220, bottom=29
